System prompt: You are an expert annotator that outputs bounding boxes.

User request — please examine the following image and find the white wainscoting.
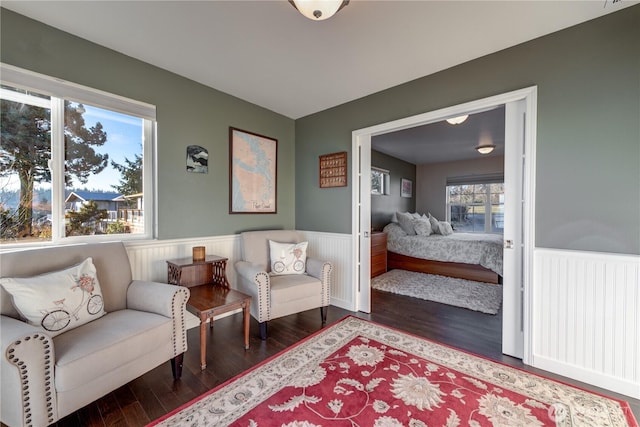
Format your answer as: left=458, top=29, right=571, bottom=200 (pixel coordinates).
left=532, top=248, right=640, bottom=399
left=124, top=231, right=354, bottom=311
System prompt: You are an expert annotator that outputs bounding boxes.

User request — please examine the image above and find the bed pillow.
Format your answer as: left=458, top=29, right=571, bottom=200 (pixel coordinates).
left=396, top=212, right=417, bottom=235
left=413, top=218, right=432, bottom=236
left=438, top=221, right=454, bottom=236
left=428, top=213, right=441, bottom=235
left=0, top=258, right=106, bottom=337
left=269, top=240, right=308, bottom=275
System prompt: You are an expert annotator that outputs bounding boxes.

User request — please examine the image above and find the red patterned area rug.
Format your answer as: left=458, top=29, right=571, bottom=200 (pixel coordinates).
left=149, top=316, right=638, bottom=427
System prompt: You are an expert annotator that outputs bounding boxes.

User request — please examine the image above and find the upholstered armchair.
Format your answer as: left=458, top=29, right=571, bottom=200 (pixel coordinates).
left=235, top=230, right=332, bottom=340
left=0, top=242, right=189, bottom=427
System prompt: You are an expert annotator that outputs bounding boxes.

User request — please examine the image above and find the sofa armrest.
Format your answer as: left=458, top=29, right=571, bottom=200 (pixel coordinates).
left=306, top=258, right=332, bottom=306
left=1, top=316, right=58, bottom=427
left=234, top=261, right=271, bottom=323
left=127, top=281, right=190, bottom=356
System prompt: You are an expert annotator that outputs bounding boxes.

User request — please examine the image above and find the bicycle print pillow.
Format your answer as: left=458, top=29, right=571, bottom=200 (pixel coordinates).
left=0, top=257, right=106, bottom=337
left=268, top=240, right=308, bottom=275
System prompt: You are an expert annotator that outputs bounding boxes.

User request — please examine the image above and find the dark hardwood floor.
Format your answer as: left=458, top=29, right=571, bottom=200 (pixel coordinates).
left=35, top=289, right=639, bottom=426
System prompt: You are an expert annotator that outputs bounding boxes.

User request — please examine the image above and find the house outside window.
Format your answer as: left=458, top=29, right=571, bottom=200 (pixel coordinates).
left=0, top=64, right=155, bottom=245
left=446, top=174, right=504, bottom=234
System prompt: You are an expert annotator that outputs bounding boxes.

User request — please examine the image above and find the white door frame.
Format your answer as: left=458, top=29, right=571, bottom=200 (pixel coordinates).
left=351, top=87, right=537, bottom=365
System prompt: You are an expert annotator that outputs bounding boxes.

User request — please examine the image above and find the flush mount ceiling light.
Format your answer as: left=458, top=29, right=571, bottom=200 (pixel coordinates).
left=289, top=0, right=349, bottom=21
left=476, top=144, right=496, bottom=155
left=446, top=115, right=469, bottom=125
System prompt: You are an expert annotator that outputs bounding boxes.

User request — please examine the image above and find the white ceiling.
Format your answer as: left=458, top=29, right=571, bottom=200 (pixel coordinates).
left=372, top=105, right=506, bottom=165
left=3, top=0, right=636, bottom=121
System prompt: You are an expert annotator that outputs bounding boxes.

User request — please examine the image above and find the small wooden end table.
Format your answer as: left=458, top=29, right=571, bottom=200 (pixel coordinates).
left=166, top=255, right=251, bottom=370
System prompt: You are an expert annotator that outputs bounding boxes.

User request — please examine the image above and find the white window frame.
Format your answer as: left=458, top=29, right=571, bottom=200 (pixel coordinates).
left=1, top=63, right=156, bottom=246
left=445, top=174, right=504, bottom=234
left=371, top=167, right=390, bottom=196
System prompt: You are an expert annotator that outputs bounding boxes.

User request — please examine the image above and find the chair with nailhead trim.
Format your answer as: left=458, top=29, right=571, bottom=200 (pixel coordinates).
left=0, top=242, right=190, bottom=427
left=235, top=230, right=332, bottom=340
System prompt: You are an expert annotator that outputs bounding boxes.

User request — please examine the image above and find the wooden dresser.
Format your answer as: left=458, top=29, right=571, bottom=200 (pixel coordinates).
left=371, top=231, right=388, bottom=278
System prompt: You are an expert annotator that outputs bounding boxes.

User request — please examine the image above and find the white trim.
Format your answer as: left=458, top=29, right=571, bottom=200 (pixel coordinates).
left=352, top=86, right=538, bottom=365
left=1, top=63, right=156, bottom=120
left=0, top=63, right=157, bottom=247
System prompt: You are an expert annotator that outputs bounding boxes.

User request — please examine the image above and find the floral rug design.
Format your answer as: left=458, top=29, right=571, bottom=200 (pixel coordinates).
left=149, top=316, right=637, bottom=427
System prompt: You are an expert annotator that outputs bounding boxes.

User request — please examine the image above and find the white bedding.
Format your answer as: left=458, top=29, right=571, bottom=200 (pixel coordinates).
left=383, top=222, right=503, bottom=276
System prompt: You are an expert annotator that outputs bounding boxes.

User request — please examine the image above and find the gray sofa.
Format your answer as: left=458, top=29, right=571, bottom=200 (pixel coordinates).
left=0, top=242, right=190, bottom=427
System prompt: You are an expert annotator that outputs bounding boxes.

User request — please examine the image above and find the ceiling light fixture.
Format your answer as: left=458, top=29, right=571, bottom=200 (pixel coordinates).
left=476, top=144, right=496, bottom=155
left=446, top=115, right=468, bottom=125
left=289, top=0, right=349, bottom=21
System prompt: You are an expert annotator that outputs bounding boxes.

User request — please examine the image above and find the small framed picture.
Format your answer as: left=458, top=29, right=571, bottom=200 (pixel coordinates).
left=401, top=178, right=412, bottom=198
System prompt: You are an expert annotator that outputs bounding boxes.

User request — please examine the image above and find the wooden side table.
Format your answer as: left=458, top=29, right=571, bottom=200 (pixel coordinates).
left=166, top=255, right=251, bottom=370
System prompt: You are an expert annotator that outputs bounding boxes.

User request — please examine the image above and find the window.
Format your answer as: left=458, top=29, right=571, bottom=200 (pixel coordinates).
left=0, top=64, right=155, bottom=245
left=446, top=174, right=504, bottom=234
left=371, top=167, right=390, bottom=195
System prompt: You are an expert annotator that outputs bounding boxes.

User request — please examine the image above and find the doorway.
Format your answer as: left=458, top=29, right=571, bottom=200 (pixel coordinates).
left=351, top=87, right=537, bottom=363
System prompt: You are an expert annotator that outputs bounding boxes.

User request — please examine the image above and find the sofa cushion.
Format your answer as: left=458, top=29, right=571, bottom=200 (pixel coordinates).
left=0, top=258, right=106, bottom=337
left=53, top=309, right=172, bottom=393
left=269, top=240, right=308, bottom=275
left=269, top=274, right=321, bottom=305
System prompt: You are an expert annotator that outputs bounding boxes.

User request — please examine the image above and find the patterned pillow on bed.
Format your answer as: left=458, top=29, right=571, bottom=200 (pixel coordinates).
left=438, top=221, right=454, bottom=236
left=396, top=212, right=417, bottom=235
left=413, top=218, right=432, bottom=236
left=428, top=213, right=441, bottom=234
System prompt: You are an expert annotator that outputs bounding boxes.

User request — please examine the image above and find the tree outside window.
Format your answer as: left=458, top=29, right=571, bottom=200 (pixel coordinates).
left=1, top=80, right=151, bottom=244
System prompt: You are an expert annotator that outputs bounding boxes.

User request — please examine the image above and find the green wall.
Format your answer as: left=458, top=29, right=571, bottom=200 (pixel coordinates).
left=1, top=8, right=295, bottom=239
left=3, top=6, right=639, bottom=254
left=370, top=150, right=415, bottom=231
left=296, top=6, right=640, bottom=255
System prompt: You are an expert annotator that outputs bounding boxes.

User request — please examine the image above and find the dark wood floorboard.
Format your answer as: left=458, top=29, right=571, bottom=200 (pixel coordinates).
left=14, top=288, right=639, bottom=426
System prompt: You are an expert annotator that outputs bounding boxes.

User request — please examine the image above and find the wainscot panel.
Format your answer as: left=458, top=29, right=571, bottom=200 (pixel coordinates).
left=125, top=231, right=353, bottom=311
left=532, top=248, right=640, bottom=399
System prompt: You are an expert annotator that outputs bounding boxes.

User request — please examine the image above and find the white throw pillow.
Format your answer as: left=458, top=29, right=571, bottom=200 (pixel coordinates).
left=396, top=212, right=417, bottom=235
left=0, top=258, right=106, bottom=337
left=269, top=240, right=308, bottom=275
left=438, top=221, right=454, bottom=236
left=413, top=218, right=432, bottom=236
left=428, top=213, right=441, bottom=235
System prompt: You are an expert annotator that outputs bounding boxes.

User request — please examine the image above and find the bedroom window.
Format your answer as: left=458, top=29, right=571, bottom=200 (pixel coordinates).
left=371, top=167, right=390, bottom=195
left=0, top=64, right=156, bottom=246
left=446, top=176, right=504, bottom=234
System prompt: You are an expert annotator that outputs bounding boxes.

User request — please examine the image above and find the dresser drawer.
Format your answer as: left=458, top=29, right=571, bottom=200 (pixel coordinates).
left=370, top=232, right=387, bottom=278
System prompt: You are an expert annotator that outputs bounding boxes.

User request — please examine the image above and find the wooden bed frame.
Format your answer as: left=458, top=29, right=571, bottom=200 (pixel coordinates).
left=387, top=251, right=501, bottom=284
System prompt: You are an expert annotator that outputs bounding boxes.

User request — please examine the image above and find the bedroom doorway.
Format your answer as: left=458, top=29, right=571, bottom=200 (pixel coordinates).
left=351, top=87, right=536, bottom=363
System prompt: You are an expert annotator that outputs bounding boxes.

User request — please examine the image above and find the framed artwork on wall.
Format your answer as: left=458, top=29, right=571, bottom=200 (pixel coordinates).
left=186, top=145, right=208, bottom=173
left=319, top=151, right=347, bottom=188
left=229, top=127, right=277, bottom=214
left=401, top=178, right=412, bottom=198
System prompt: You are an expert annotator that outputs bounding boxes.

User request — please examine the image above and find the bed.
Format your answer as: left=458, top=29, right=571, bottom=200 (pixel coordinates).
left=382, top=222, right=503, bottom=284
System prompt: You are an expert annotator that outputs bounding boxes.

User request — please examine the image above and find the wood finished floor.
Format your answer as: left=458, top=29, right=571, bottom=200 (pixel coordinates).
left=31, top=289, right=640, bottom=426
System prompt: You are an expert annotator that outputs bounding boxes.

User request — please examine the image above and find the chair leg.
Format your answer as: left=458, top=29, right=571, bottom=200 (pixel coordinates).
left=320, top=306, right=328, bottom=325
left=259, top=322, right=268, bottom=340
left=171, top=353, right=184, bottom=379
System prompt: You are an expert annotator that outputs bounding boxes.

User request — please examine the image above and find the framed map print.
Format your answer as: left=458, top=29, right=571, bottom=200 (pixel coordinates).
left=229, top=127, right=277, bottom=214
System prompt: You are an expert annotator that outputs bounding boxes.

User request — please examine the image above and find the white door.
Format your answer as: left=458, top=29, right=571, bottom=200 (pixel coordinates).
left=502, top=99, right=526, bottom=359
left=357, top=135, right=372, bottom=313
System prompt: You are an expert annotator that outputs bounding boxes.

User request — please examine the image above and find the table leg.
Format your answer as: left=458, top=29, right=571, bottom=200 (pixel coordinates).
left=199, top=316, right=207, bottom=370
left=243, top=299, right=250, bottom=350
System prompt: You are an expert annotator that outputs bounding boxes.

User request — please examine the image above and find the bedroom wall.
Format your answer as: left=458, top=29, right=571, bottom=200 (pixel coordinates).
left=295, top=5, right=640, bottom=256
left=0, top=8, right=296, bottom=240
left=416, top=156, right=505, bottom=220
left=371, top=150, right=416, bottom=231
